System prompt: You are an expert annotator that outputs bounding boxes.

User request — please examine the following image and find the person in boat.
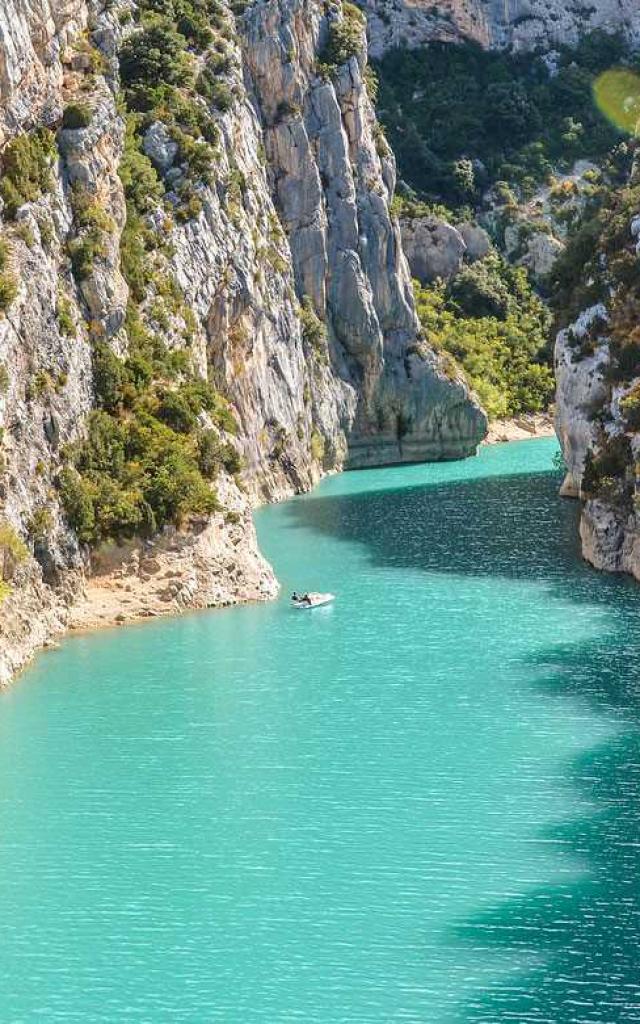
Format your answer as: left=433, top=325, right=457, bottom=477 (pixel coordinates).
left=292, top=592, right=312, bottom=605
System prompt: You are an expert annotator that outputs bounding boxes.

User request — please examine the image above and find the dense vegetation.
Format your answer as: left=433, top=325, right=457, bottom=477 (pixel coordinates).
left=550, top=144, right=638, bottom=345
left=118, top=0, right=236, bottom=221
left=317, top=2, right=365, bottom=76
left=0, top=128, right=56, bottom=219
left=56, top=2, right=244, bottom=548
left=375, top=32, right=628, bottom=206
left=59, top=309, right=240, bottom=546
left=0, top=521, right=28, bottom=604
left=414, top=254, right=554, bottom=418
left=0, top=238, right=18, bottom=312
left=547, top=146, right=640, bottom=506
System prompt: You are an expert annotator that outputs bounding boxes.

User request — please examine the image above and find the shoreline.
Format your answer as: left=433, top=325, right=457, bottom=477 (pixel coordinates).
left=1, top=430, right=556, bottom=687
left=483, top=413, right=555, bottom=446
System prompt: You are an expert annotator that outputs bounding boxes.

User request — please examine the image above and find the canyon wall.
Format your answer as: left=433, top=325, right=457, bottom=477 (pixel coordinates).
left=0, top=0, right=485, bottom=683
left=363, top=0, right=640, bottom=57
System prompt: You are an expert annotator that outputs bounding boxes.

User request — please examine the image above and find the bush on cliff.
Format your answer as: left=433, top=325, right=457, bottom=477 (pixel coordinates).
left=0, top=128, right=56, bottom=219
left=62, top=104, right=93, bottom=130
left=414, top=255, right=553, bottom=419
left=318, top=2, right=365, bottom=74
left=59, top=313, right=236, bottom=546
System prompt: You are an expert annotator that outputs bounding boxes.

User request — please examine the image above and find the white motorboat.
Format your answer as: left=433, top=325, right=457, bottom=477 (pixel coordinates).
left=291, top=592, right=335, bottom=609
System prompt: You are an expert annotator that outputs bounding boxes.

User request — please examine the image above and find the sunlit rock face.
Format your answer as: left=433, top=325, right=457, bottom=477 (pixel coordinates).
left=363, top=0, right=640, bottom=57
left=0, top=0, right=486, bottom=683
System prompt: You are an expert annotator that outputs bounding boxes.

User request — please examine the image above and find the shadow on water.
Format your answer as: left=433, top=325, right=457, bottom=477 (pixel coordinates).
left=450, top=644, right=640, bottom=1022
left=286, top=467, right=640, bottom=1023
left=283, top=469, right=584, bottom=583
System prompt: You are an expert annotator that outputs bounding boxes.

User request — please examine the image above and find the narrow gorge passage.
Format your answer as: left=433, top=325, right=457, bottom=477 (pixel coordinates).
left=2, top=438, right=640, bottom=1022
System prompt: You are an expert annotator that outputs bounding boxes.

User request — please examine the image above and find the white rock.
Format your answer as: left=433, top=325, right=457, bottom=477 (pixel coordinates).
left=143, top=121, right=179, bottom=173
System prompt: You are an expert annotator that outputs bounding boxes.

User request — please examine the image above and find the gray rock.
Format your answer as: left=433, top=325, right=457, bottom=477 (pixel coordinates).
left=142, top=121, right=179, bottom=173
left=362, top=0, right=640, bottom=58
left=555, top=304, right=609, bottom=498
left=400, top=216, right=466, bottom=284
left=458, top=222, right=491, bottom=262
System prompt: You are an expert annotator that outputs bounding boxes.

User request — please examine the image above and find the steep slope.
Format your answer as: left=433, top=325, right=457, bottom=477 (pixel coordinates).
left=0, top=0, right=485, bottom=683
left=553, top=156, right=640, bottom=581
left=363, top=0, right=640, bottom=58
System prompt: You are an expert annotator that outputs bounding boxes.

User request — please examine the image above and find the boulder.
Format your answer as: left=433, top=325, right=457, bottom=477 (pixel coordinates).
left=400, top=216, right=466, bottom=283
left=142, top=121, right=179, bottom=173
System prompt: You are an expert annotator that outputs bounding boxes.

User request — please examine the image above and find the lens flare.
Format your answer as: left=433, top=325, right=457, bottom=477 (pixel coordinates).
left=593, top=68, right=640, bottom=135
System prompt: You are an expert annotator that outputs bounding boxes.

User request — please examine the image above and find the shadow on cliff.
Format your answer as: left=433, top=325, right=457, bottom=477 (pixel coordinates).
left=283, top=466, right=640, bottom=1022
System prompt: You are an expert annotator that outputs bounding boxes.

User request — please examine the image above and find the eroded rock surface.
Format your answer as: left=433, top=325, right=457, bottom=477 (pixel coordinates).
left=0, top=0, right=486, bottom=684
left=363, top=0, right=640, bottom=57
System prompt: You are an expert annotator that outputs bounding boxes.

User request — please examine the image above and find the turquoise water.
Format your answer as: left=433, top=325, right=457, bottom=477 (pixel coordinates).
left=2, top=437, right=640, bottom=1022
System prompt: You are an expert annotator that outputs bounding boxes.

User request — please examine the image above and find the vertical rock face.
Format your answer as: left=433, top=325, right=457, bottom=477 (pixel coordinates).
left=0, top=0, right=87, bottom=143
left=0, top=0, right=485, bottom=683
left=554, top=305, right=610, bottom=499
left=554, top=205, right=640, bottom=583
left=363, top=0, right=640, bottom=57
left=242, top=0, right=485, bottom=467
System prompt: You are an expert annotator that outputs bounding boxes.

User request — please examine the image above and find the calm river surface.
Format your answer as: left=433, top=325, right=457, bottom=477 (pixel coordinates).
left=2, top=438, right=640, bottom=1022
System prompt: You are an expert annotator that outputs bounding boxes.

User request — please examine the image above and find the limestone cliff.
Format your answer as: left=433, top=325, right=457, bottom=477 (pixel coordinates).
left=554, top=167, right=640, bottom=582
left=0, top=0, right=485, bottom=683
left=363, top=0, right=640, bottom=57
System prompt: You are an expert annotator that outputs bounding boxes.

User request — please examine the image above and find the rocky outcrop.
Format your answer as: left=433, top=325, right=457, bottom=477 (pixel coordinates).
left=555, top=306, right=610, bottom=498
left=68, top=475, right=279, bottom=633
left=504, top=222, right=564, bottom=283
left=400, top=215, right=491, bottom=284
left=400, top=216, right=466, bottom=283
left=0, top=0, right=88, bottom=144
left=0, top=0, right=486, bottom=684
left=554, top=209, right=640, bottom=581
left=242, top=0, right=486, bottom=467
left=363, top=0, right=640, bottom=58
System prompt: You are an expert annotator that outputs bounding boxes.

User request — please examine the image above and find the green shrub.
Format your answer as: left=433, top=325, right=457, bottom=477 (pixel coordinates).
left=300, top=295, right=327, bottom=351
left=0, top=521, right=28, bottom=590
left=70, top=185, right=115, bottom=234
left=0, top=128, right=56, bottom=218
left=448, top=255, right=511, bottom=320
left=318, top=2, right=365, bottom=73
left=414, top=255, right=554, bottom=419
left=93, top=340, right=128, bottom=412
left=119, top=212, right=154, bottom=300
left=196, top=65, right=234, bottom=111
left=197, top=429, right=242, bottom=477
left=36, top=214, right=54, bottom=250
left=27, top=507, right=53, bottom=542
left=119, top=117, right=163, bottom=214
left=582, top=432, right=632, bottom=504
left=0, top=239, right=18, bottom=309
left=62, top=103, right=93, bottom=130
left=14, top=221, right=35, bottom=247
left=621, top=384, right=640, bottom=430
left=0, top=362, right=8, bottom=394
left=60, top=411, right=218, bottom=545
left=310, top=429, right=325, bottom=461
left=60, top=307, right=236, bottom=545
left=68, top=229, right=107, bottom=280
left=57, top=291, right=76, bottom=337
left=0, top=271, right=18, bottom=312
left=119, top=24, right=193, bottom=102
